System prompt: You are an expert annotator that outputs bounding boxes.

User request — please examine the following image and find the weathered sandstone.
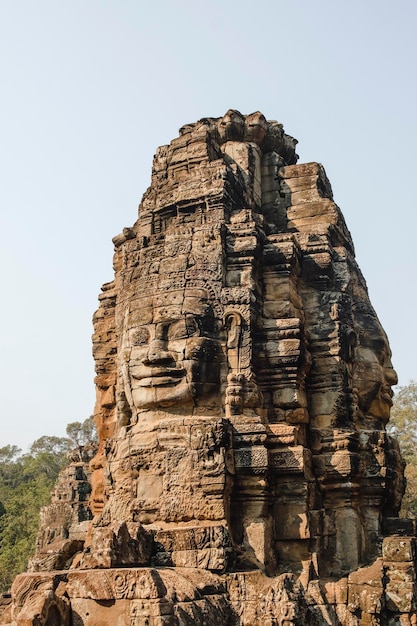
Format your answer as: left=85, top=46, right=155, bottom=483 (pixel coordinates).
left=4, top=111, right=415, bottom=625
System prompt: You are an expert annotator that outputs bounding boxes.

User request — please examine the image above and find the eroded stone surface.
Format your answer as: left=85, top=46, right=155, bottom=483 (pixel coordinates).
left=4, top=110, right=416, bottom=626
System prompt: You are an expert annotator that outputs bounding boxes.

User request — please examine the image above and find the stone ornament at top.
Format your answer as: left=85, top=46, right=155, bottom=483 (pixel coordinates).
left=4, top=111, right=414, bottom=626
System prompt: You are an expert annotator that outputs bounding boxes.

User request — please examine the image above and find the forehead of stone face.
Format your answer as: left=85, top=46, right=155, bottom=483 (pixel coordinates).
left=153, top=289, right=185, bottom=323
left=354, top=308, right=393, bottom=366
left=182, top=288, right=211, bottom=314
left=151, top=287, right=213, bottom=324
left=127, top=295, right=154, bottom=327
left=154, top=289, right=185, bottom=309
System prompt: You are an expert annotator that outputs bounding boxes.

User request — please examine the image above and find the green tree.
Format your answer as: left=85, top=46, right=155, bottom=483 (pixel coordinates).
left=0, top=437, right=70, bottom=592
left=0, top=445, right=21, bottom=464
left=29, top=435, right=71, bottom=457
left=66, top=415, right=97, bottom=447
left=0, top=415, right=97, bottom=592
left=387, top=381, right=417, bottom=518
left=0, top=478, right=53, bottom=591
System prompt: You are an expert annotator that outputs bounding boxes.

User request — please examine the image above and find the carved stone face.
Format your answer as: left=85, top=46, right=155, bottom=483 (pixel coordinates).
left=217, top=109, right=245, bottom=142
left=352, top=314, right=397, bottom=421
left=244, top=111, right=267, bottom=145
left=122, top=289, right=221, bottom=410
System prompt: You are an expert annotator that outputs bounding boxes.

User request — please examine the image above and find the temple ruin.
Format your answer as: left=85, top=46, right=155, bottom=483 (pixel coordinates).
left=2, top=110, right=416, bottom=625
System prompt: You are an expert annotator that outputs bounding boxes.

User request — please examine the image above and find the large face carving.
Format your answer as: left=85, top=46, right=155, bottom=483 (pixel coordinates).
left=121, top=288, right=221, bottom=410
left=352, top=311, right=397, bottom=422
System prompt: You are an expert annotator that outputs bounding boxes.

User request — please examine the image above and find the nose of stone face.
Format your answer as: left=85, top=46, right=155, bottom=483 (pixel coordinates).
left=384, top=366, right=398, bottom=387
left=143, top=340, right=174, bottom=365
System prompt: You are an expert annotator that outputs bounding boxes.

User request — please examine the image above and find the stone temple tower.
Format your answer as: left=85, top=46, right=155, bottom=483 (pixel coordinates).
left=5, top=111, right=416, bottom=626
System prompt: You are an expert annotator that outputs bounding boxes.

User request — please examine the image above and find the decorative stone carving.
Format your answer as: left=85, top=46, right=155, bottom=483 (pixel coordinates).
left=3, top=110, right=415, bottom=626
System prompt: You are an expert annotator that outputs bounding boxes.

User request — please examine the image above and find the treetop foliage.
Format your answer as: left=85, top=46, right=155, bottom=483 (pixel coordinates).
left=388, top=380, right=417, bottom=464
left=388, top=381, right=417, bottom=518
left=66, top=416, right=97, bottom=447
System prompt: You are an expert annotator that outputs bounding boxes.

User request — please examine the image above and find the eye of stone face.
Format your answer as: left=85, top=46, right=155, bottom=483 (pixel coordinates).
left=132, top=327, right=150, bottom=346
left=168, top=316, right=200, bottom=341
left=360, top=328, right=387, bottom=365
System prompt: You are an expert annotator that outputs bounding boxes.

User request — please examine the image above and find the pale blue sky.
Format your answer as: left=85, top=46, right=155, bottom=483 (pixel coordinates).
left=1, top=0, right=416, bottom=449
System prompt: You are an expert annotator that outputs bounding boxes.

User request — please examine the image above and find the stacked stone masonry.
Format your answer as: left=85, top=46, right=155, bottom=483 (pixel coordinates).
left=3, top=111, right=415, bottom=626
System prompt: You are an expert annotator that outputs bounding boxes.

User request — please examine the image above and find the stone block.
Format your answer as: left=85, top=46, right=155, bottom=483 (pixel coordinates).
left=385, top=582, right=417, bottom=613
left=171, top=550, right=198, bottom=568
left=279, top=162, right=323, bottom=179
left=234, top=446, right=268, bottom=472
left=324, top=578, right=348, bottom=605
left=197, top=548, right=228, bottom=571
left=348, top=583, right=384, bottom=614
left=383, top=537, right=416, bottom=562
left=269, top=446, right=307, bottom=474
left=274, top=504, right=310, bottom=540
left=384, top=562, right=416, bottom=584
left=275, top=539, right=311, bottom=570
left=272, top=387, right=306, bottom=409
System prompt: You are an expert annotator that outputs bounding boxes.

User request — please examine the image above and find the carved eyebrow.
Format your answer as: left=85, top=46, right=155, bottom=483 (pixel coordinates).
left=132, top=327, right=150, bottom=345
left=167, top=315, right=200, bottom=340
